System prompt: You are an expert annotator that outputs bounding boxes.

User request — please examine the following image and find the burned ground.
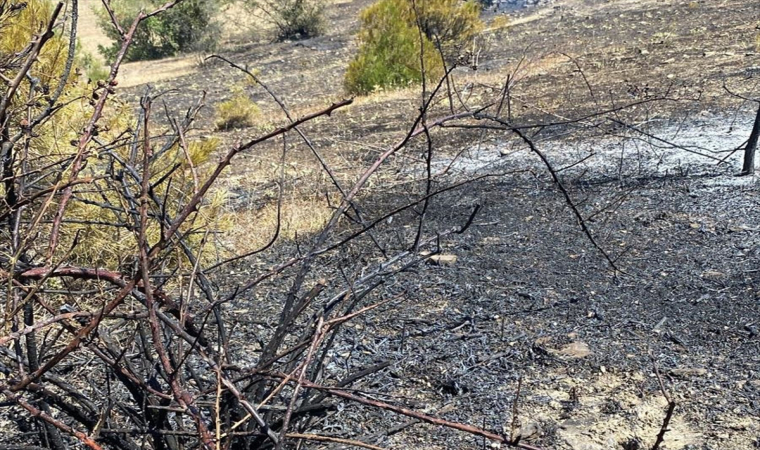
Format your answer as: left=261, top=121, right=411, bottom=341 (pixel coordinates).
left=2, top=0, right=758, bottom=449
left=113, top=0, right=760, bottom=448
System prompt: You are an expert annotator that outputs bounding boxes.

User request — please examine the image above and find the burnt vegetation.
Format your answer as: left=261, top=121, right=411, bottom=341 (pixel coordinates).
left=1, top=1, right=759, bottom=450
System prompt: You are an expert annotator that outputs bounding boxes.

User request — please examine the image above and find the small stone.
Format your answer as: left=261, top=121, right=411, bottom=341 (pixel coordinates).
left=427, top=254, right=458, bottom=266
left=669, top=368, right=707, bottom=377
left=515, top=422, right=541, bottom=441
left=701, top=270, right=725, bottom=279
left=558, top=341, right=592, bottom=358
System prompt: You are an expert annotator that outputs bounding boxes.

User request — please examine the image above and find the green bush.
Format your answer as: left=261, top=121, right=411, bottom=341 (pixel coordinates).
left=98, top=0, right=220, bottom=63
left=251, top=0, right=326, bottom=41
left=345, top=0, right=483, bottom=96
left=77, top=50, right=110, bottom=81
left=413, top=0, right=483, bottom=59
left=215, top=88, right=261, bottom=131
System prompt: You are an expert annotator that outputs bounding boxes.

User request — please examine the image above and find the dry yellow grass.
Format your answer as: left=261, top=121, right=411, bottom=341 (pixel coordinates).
left=118, top=56, right=200, bottom=88
left=76, top=0, right=111, bottom=63
left=226, top=197, right=333, bottom=253
left=350, top=84, right=423, bottom=106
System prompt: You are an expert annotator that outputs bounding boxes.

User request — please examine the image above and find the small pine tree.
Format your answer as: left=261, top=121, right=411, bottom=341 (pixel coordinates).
left=215, top=87, right=261, bottom=131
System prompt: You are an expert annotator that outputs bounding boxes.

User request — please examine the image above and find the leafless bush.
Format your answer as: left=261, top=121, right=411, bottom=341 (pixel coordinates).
left=0, top=2, right=544, bottom=449
left=1, top=2, right=692, bottom=450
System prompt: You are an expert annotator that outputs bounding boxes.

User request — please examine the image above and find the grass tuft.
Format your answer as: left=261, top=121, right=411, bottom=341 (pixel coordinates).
left=215, top=87, right=261, bottom=131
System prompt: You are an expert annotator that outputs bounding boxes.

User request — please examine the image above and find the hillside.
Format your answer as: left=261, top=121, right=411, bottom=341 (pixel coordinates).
left=103, top=0, right=758, bottom=447
left=2, top=1, right=759, bottom=449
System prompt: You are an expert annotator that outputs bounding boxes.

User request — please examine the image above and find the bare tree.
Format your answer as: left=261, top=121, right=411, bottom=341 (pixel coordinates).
left=740, top=101, right=760, bottom=175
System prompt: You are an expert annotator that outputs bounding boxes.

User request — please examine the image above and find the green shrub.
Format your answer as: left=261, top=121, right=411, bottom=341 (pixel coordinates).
left=251, top=0, right=326, bottom=41
left=215, top=88, right=261, bottom=131
left=413, top=0, right=482, bottom=59
left=98, top=0, right=220, bottom=63
left=77, top=50, right=110, bottom=81
left=344, top=0, right=483, bottom=96
left=1, top=0, right=230, bottom=269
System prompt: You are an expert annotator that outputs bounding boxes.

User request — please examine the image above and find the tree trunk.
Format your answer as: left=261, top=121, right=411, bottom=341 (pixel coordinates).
left=740, top=102, right=760, bottom=175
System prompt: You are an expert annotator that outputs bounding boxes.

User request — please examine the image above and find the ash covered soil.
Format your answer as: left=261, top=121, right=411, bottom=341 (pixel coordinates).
left=218, top=115, right=760, bottom=450
left=310, top=119, right=760, bottom=450
left=110, top=0, right=760, bottom=448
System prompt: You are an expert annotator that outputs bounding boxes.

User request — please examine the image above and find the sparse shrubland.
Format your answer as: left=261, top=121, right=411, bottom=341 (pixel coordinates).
left=345, top=0, right=483, bottom=95
left=4, top=1, right=757, bottom=449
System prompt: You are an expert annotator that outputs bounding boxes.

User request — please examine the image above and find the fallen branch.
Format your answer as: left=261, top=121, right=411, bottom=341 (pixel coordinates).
left=268, top=375, right=546, bottom=450
left=651, top=359, right=676, bottom=450
left=286, top=433, right=387, bottom=450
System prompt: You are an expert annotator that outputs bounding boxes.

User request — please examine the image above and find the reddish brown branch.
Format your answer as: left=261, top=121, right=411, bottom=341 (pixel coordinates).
left=47, top=6, right=155, bottom=259
left=12, top=264, right=209, bottom=346
left=270, top=376, right=545, bottom=450
left=18, top=266, right=124, bottom=284
left=0, top=312, right=92, bottom=347
left=10, top=277, right=139, bottom=391
left=1, top=388, right=104, bottom=450
left=137, top=95, right=215, bottom=449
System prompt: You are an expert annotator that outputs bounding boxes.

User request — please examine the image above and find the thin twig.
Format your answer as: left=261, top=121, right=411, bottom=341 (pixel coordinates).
left=651, top=359, right=676, bottom=450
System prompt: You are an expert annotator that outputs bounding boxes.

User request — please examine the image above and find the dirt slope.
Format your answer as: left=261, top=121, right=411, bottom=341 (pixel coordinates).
left=73, top=1, right=760, bottom=449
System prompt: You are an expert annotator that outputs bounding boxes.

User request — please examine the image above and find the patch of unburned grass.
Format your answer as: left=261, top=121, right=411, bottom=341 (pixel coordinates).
left=226, top=196, right=333, bottom=253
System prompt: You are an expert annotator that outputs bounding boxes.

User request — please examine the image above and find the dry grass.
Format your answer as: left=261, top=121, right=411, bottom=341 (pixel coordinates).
left=226, top=197, right=333, bottom=253
left=215, top=150, right=342, bottom=254
left=350, top=84, right=424, bottom=106
left=118, top=56, right=200, bottom=88
left=77, top=0, right=111, bottom=63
